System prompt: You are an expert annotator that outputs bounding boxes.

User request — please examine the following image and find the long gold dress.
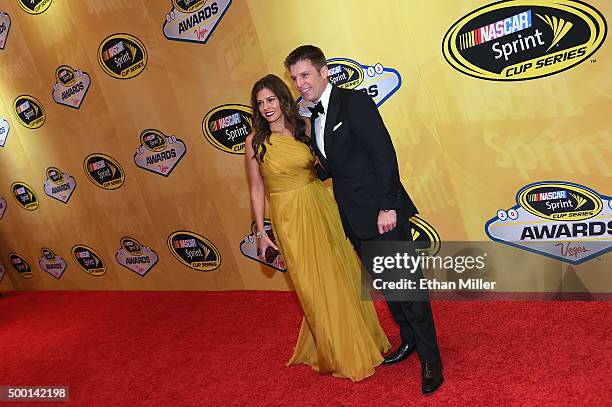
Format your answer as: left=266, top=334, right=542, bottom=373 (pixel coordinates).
left=260, top=133, right=391, bottom=381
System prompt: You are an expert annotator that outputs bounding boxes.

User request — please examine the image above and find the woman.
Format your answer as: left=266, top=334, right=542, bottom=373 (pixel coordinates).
left=245, top=74, right=390, bottom=381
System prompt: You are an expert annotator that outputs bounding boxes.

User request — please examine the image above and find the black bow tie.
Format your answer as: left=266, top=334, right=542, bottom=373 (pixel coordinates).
left=308, top=101, right=324, bottom=118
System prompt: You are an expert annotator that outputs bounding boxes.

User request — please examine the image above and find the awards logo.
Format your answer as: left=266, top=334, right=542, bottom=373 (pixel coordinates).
left=133, top=129, right=187, bottom=177
left=163, top=0, right=232, bottom=44
left=115, top=237, right=159, bottom=277
left=43, top=167, right=77, bottom=204
left=38, top=248, right=68, bottom=279
left=52, top=65, right=91, bottom=109
left=0, top=11, right=10, bottom=50
left=486, top=181, right=612, bottom=264
left=0, top=117, right=8, bottom=147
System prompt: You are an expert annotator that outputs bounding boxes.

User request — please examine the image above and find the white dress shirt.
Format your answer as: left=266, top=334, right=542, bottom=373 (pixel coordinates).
left=314, top=83, right=333, bottom=158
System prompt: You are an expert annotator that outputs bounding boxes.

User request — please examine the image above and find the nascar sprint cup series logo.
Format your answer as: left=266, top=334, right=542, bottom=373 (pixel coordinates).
left=298, top=57, right=401, bottom=115
left=16, top=0, right=51, bottom=15
left=163, top=0, right=231, bottom=44
left=83, top=153, right=125, bottom=190
left=168, top=231, right=221, bottom=271
left=240, top=220, right=287, bottom=272
left=0, top=11, right=11, bottom=50
left=115, top=237, right=158, bottom=277
left=13, top=95, right=45, bottom=129
left=134, top=129, right=187, bottom=176
left=443, top=0, right=607, bottom=80
left=410, top=215, right=442, bottom=257
left=43, top=167, right=77, bottom=204
left=38, top=248, right=68, bottom=279
left=486, top=181, right=612, bottom=264
left=0, top=117, right=9, bottom=147
left=203, top=104, right=252, bottom=154
left=98, top=34, right=147, bottom=79
left=52, top=65, right=91, bottom=109
left=0, top=197, right=6, bottom=219
left=11, top=181, right=38, bottom=210
left=72, top=245, right=106, bottom=276
left=9, top=253, right=33, bottom=279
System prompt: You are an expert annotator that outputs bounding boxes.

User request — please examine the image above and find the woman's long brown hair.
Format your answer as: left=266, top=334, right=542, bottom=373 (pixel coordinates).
left=250, top=74, right=309, bottom=162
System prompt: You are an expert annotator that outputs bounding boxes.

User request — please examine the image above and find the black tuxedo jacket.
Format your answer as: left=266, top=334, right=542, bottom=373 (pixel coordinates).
left=311, top=86, right=418, bottom=239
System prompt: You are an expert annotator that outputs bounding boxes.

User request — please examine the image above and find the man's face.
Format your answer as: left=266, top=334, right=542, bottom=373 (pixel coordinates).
left=288, top=59, right=329, bottom=103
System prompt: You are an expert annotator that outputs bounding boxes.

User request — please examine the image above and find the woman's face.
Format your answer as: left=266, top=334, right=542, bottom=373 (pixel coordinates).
left=256, top=87, right=283, bottom=124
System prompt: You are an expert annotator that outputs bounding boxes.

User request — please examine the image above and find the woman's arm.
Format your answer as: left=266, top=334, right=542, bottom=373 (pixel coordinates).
left=245, top=133, right=265, bottom=233
left=245, top=134, right=278, bottom=256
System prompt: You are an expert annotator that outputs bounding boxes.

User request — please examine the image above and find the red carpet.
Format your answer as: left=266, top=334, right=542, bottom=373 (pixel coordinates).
left=0, top=291, right=610, bottom=406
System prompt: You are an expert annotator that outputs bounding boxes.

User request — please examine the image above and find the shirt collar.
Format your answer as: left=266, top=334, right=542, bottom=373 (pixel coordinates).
left=318, top=83, right=333, bottom=114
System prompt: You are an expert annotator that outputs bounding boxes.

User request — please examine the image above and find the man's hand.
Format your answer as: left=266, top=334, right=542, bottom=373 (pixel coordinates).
left=378, top=209, right=397, bottom=234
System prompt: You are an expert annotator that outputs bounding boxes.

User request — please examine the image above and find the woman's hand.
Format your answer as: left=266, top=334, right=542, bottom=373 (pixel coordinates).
left=257, top=235, right=279, bottom=260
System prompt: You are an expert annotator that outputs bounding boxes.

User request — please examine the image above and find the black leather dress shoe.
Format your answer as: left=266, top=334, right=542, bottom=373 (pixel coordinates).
left=382, top=342, right=416, bottom=365
left=421, top=359, right=444, bottom=395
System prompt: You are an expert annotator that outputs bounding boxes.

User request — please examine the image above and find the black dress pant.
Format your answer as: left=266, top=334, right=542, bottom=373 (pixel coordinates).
left=339, top=208, right=441, bottom=363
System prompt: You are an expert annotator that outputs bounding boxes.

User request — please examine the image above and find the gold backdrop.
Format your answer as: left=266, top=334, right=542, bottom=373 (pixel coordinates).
left=0, top=0, right=609, bottom=292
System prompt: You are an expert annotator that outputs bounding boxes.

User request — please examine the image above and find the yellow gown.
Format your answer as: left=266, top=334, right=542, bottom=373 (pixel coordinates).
left=260, top=133, right=391, bottom=381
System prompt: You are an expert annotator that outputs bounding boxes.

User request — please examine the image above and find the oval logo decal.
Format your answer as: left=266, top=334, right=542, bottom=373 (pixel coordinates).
left=327, top=58, right=365, bottom=89
left=409, top=216, right=441, bottom=256
left=17, top=0, right=52, bottom=14
left=11, top=181, right=38, bottom=210
left=172, top=0, right=208, bottom=13
left=518, top=181, right=602, bottom=221
left=442, top=0, right=607, bottom=80
left=202, top=104, right=252, bottom=155
left=72, top=245, right=106, bottom=276
left=13, top=95, right=45, bottom=129
left=141, top=129, right=167, bottom=152
left=98, top=33, right=147, bottom=79
left=9, top=253, right=33, bottom=279
left=83, top=153, right=125, bottom=190
left=167, top=231, right=221, bottom=271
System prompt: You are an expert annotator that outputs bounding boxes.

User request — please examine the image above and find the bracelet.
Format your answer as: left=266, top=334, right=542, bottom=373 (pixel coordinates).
left=255, top=230, right=268, bottom=239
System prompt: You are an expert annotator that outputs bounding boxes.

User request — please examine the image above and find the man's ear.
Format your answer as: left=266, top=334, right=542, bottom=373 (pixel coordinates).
left=320, top=65, right=329, bottom=79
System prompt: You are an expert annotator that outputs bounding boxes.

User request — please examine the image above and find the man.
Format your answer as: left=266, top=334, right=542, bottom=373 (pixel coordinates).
left=285, top=45, right=443, bottom=395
